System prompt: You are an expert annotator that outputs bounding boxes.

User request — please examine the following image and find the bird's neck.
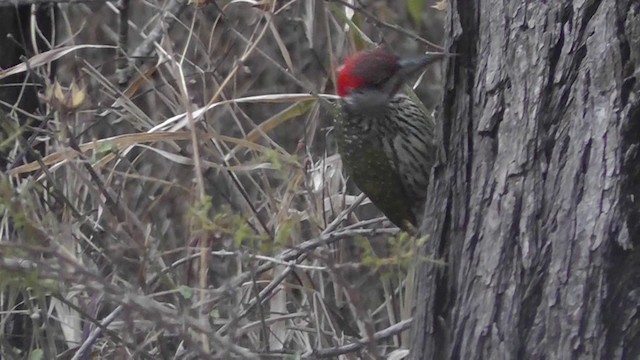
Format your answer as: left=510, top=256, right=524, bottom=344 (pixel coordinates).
left=340, top=93, right=409, bottom=129
left=343, top=90, right=392, bottom=118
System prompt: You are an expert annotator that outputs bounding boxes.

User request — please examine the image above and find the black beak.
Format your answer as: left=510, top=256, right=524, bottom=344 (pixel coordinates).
left=397, top=52, right=452, bottom=78
left=379, top=51, right=454, bottom=98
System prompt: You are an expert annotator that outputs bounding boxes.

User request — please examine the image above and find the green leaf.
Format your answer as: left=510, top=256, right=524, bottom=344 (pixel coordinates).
left=234, top=222, right=252, bottom=247
left=407, top=0, right=424, bottom=28
left=29, top=349, right=44, bottom=360
left=274, top=220, right=293, bottom=246
left=177, top=285, right=193, bottom=300
left=210, top=308, right=220, bottom=318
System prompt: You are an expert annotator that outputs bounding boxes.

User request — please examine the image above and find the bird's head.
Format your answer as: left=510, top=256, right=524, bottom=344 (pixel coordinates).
left=336, top=48, right=445, bottom=114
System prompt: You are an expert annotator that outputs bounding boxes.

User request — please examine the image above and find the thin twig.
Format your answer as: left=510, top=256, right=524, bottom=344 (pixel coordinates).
left=122, top=0, right=189, bottom=83
left=116, top=0, right=130, bottom=86
left=215, top=227, right=399, bottom=335
left=329, top=0, right=444, bottom=50
left=308, top=318, right=413, bottom=358
left=0, top=0, right=104, bottom=5
left=71, top=306, right=123, bottom=360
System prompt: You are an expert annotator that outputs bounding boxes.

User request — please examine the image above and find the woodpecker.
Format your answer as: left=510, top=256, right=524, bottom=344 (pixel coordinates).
left=334, top=48, right=443, bottom=233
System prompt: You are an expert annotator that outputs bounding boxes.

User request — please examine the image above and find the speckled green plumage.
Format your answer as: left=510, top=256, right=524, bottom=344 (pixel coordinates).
left=333, top=94, right=436, bottom=232
left=337, top=131, right=418, bottom=228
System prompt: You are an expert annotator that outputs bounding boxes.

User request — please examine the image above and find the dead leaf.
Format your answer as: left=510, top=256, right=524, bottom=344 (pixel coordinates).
left=0, top=45, right=116, bottom=80
left=432, top=0, right=448, bottom=11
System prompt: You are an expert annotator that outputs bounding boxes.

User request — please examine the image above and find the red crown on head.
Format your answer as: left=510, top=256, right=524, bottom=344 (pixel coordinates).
left=336, top=48, right=401, bottom=97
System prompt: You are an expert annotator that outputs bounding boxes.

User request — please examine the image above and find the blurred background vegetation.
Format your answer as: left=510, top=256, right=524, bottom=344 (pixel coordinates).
left=0, top=0, right=444, bottom=358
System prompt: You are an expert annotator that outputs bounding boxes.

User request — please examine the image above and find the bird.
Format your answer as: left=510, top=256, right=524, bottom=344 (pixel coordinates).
left=333, top=47, right=444, bottom=234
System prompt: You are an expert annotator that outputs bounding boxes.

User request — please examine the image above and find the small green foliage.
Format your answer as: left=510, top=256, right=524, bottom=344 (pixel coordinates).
left=262, top=148, right=283, bottom=171
left=274, top=220, right=293, bottom=247
left=0, top=115, right=25, bottom=153
left=177, top=285, right=193, bottom=299
left=29, top=349, right=44, bottom=360
left=0, top=180, right=48, bottom=247
left=20, top=273, right=58, bottom=297
left=407, top=0, right=424, bottom=29
left=259, top=237, right=273, bottom=254
left=0, top=269, right=30, bottom=288
left=210, top=308, right=220, bottom=318
left=0, top=180, right=26, bottom=226
left=190, top=195, right=214, bottom=230
left=237, top=224, right=269, bottom=253
left=94, top=141, right=119, bottom=161
left=355, top=232, right=429, bottom=273
left=257, top=148, right=301, bottom=177
left=350, top=15, right=370, bottom=51
left=188, top=197, right=260, bottom=248
left=233, top=221, right=252, bottom=247
left=354, top=235, right=377, bottom=267
left=190, top=196, right=240, bottom=234
left=187, top=197, right=271, bottom=254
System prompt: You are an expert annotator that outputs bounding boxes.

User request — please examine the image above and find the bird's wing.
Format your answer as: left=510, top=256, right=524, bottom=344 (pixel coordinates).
left=382, top=95, right=438, bottom=211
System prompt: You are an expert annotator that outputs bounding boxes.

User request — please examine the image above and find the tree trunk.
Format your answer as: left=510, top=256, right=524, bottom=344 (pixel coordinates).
left=411, top=1, right=640, bottom=359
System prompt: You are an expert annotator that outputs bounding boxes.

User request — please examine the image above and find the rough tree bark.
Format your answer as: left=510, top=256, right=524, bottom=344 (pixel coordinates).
left=411, top=1, right=640, bottom=359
